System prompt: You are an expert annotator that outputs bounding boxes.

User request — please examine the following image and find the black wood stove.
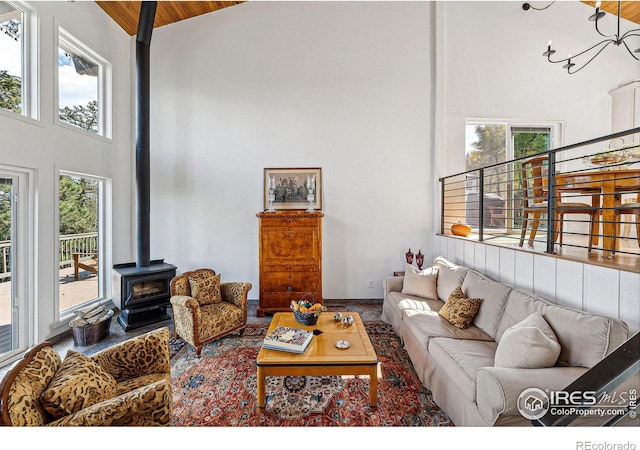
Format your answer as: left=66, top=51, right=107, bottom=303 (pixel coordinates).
left=112, top=2, right=177, bottom=331
left=112, top=260, right=176, bottom=331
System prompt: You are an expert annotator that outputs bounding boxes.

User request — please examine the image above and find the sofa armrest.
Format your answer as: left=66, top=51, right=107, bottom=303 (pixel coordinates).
left=220, top=282, right=252, bottom=310
left=91, top=327, right=171, bottom=382
left=48, top=379, right=172, bottom=426
left=476, top=366, right=588, bottom=425
left=383, top=276, right=403, bottom=299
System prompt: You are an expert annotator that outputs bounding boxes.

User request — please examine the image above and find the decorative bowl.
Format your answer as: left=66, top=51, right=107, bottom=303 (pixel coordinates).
left=290, top=293, right=326, bottom=326
left=293, top=309, right=320, bottom=326
left=582, top=149, right=630, bottom=169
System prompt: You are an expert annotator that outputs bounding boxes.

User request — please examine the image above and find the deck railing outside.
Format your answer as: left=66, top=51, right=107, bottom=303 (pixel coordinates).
left=0, top=232, right=98, bottom=282
left=440, top=128, right=640, bottom=260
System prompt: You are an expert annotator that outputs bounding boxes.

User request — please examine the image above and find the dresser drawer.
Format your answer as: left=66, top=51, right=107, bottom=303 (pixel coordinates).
left=261, top=271, right=320, bottom=293
left=262, top=264, right=318, bottom=273
left=261, top=217, right=319, bottom=228
left=259, top=292, right=321, bottom=308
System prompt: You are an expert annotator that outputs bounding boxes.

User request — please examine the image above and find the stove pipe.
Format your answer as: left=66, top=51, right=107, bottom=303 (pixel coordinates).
left=135, top=1, right=157, bottom=268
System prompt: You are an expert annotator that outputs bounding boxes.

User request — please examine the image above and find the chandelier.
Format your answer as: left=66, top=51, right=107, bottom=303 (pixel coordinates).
left=523, top=1, right=640, bottom=74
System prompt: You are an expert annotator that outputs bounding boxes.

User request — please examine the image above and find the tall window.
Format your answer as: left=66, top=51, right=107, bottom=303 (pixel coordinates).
left=57, top=28, right=111, bottom=137
left=465, top=120, right=561, bottom=231
left=58, top=173, right=105, bottom=316
left=0, top=1, right=35, bottom=118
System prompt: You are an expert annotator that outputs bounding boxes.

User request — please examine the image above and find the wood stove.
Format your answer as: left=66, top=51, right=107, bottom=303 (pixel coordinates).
left=111, top=3, right=177, bottom=331
left=112, top=260, right=176, bottom=331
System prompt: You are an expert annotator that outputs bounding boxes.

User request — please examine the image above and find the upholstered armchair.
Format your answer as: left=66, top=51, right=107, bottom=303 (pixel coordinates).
left=170, top=268, right=252, bottom=357
left=0, top=327, right=172, bottom=426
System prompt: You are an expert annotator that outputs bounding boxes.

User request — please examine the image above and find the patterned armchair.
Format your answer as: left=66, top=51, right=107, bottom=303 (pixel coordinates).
left=170, top=268, right=252, bottom=357
left=0, top=327, right=172, bottom=426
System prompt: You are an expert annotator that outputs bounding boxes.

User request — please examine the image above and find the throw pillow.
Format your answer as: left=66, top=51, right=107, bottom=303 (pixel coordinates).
left=494, top=312, right=561, bottom=369
left=401, top=264, right=438, bottom=299
left=40, top=350, right=117, bottom=419
left=188, top=272, right=222, bottom=306
left=438, top=286, right=481, bottom=329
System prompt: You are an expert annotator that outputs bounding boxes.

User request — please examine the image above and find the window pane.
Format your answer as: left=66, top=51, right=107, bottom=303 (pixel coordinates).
left=58, top=46, right=99, bottom=133
left=58, top=175, right=100, bottom=313
left=0, top=178, right=13, bottom=356
left=0, top=1, right=22, bottom=114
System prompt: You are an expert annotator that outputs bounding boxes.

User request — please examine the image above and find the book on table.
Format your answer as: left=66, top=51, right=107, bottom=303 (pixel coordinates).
left=262, top=326, right=314, bottom=354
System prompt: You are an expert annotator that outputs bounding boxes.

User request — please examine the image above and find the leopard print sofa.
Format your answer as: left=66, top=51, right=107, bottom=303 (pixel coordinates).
left=0, top=326, right=172, bottom=426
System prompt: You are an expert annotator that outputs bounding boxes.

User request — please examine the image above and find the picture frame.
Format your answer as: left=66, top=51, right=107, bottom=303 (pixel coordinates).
left=264, top=167, right=322, bottom=211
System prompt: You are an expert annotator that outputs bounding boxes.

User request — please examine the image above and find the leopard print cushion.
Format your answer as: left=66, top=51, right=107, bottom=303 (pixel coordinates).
left=6, top=345, right=62, bottom=426
left=40, top=350, right=117, bottom=419
left=188, top=272, right=222, bottom=306
left=438, top=286, right=481, bottom=329
left=172, top=276, right=190, bottom=296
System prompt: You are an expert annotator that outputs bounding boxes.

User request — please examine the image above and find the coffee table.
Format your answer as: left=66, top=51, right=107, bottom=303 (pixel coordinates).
left=256, top=311, right=379, bottom=412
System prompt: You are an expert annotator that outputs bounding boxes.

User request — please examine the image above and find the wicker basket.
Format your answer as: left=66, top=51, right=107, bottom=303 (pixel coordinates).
left=293, top=310, right=320, bottom=326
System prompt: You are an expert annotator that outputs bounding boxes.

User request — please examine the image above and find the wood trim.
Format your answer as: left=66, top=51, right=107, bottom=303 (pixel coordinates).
left=0, top=342, right=54, bottom=426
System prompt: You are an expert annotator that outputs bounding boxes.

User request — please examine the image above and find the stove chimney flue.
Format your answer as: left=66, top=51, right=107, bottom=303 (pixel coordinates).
left=135, top=1, right=157, bottom=268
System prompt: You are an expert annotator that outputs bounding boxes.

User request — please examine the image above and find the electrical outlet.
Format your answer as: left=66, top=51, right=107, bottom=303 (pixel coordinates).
left=368, top=280, right=375, bottom=288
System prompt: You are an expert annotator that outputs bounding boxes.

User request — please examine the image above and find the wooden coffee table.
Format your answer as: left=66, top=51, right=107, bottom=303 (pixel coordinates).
left=256, top=311, right=379, bottom=412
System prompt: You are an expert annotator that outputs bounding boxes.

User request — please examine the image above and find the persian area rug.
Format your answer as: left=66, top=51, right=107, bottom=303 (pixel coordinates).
left=170, top=321, right=453, bottom=426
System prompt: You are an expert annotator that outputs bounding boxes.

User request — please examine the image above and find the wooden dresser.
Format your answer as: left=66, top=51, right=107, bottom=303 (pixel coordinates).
left=256, top=211, right=323, bottom=316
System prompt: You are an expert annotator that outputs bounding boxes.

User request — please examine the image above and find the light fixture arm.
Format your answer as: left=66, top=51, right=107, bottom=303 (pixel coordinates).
left=546, top=39, right=616, bottom=74
left=526, top=0, right=640, bottom=74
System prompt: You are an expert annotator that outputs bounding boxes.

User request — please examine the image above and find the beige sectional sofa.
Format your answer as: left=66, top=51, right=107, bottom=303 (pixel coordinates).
left=382, top=256, right=631, bottom=426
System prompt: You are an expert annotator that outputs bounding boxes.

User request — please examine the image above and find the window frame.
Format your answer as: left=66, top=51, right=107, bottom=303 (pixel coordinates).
left=56, top=169, right=111, bottom=325
left=0, top=0, right=38, bottom=121
left=55, top=26, right=112, bottom=139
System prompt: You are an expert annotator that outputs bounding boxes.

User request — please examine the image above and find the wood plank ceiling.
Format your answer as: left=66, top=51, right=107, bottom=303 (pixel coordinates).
left=582, top=1, right=640, bottom=25
left=96, top=1, right=245, bottom=36
left=97, top=1, right=639, bottom=37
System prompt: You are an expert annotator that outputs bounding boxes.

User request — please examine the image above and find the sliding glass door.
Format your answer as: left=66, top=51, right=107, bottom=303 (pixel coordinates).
left=0, top=169, right=29, bottom=364
left=0, top=176, right=14, bottom=357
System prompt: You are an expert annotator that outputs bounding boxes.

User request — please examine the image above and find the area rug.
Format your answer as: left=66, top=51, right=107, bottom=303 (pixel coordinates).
left=170, top=321, right=453, bottom=426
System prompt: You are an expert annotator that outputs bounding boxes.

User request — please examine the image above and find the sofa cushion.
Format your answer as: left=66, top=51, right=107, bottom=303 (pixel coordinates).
left=462, top=270, right=511, bottom=338
left=4, top=345, right=62, bottom=426
left=40, top=350, right=118, bottom=419
left=494, top=312, right=561, bottom=368
left=401, top=264, right=438, bottom=299
left=428, top=337, right=497, bottom=403
left=188, top=272, right=222, bottom=306
left=432, top=256, right=470, bottom=302
left=401, top=307, right=493, bottom=355
left=497, top=289, right=629, bottom=368
left=439, top=286, right=481, bottom=329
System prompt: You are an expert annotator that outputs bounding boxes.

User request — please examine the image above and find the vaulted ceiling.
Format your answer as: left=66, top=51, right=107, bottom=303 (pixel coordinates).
left=582, top=1, right=640, bottom=24
left=96, top=1, right=639, bottom=37
left=95, top=1, right=245, bottom=36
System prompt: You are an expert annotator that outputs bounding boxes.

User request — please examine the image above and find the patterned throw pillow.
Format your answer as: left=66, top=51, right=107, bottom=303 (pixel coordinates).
left=438, top=286, right=482, bottom=329
left=40, top=350, right=117, bottom=419
left=188, top=272, right=222, bottom=306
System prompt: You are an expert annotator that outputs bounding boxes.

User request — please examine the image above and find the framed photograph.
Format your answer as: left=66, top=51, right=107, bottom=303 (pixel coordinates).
left=264, top=167, right=322, bottom=211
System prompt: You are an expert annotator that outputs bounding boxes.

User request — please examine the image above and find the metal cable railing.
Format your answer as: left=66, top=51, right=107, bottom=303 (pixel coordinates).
left=440, top=128, right=640, bottom=260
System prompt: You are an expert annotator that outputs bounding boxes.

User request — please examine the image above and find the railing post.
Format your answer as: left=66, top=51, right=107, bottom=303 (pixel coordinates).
left=546, top=152, right=556, bottom=254
left=440, top=178, right=445, bottom=234
left=478, top=169, right=484, bottom=242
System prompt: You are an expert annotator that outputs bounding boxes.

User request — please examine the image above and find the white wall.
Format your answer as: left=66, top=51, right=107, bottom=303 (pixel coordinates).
left=435, top=1, right=640, bottom=177
left=432, top=2, right=640, bottom=334
left=149, top=1, right=434, bottom=299
left=433, top=235, right=640, bottom=335
left=0, top=1, right=133, bottom=340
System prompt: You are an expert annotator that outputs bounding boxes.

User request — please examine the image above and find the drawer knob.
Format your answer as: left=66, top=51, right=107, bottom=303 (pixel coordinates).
left=287, top=286, right=292, bottom=292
